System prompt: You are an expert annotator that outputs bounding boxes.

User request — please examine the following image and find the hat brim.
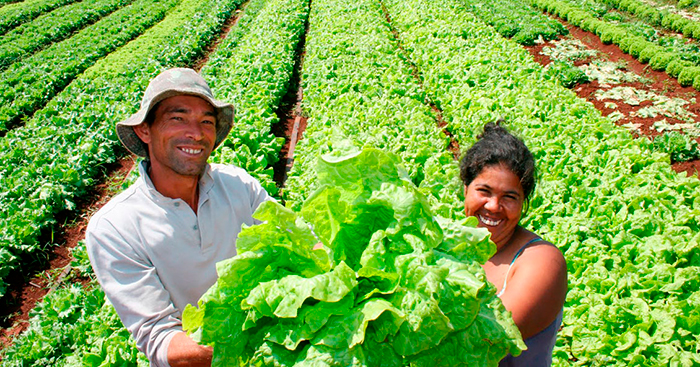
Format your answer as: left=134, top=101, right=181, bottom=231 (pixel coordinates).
left=117, top=90, right=234, bottom=158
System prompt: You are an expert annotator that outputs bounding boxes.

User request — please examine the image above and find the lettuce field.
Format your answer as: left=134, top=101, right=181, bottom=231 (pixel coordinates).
left=0, top=0, right=699, bottom=364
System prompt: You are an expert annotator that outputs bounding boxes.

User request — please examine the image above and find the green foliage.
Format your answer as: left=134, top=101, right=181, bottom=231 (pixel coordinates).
left=386, top=0, right=700, bottom=364
left=0, top=0, right=132, bottom=71
left=205, top=0, right=308, bottom=196
left=597, top=24, right=624, bottom=44
left=459, top=0, right=567, bottom=45
left=682, top=22, right=699, bottom=38
left=629, top=39, right=650, bottom=58
left=638, top=45, right=662, bottom=63
left=531, top=0, right=700, bottom=90
left=184, top=148, right=525, bottom=366
left=668, top=59, right=695, bottom=78
left=649, top=52, right=674, bottom=70
left=678, top=66, right=700, bottom=87
left=0, top=0, right=179, bottom=132
left=618, top=35, right=636, bottom=53
left=544, top=60, right=590, bottom=88
left=0, top=0, right=77, bottom=34
left=0, top=0, right=245, bottom=298
left=652, top=132, right=700, bottom=163
left=0, top=283, right=147, bottom=367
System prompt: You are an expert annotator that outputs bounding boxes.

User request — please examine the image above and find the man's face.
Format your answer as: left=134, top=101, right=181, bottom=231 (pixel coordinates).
left=134, top=95, right=217, bottom=178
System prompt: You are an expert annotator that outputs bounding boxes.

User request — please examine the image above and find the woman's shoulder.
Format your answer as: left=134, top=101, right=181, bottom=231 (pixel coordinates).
left=517, top=230, right=565, bottom=262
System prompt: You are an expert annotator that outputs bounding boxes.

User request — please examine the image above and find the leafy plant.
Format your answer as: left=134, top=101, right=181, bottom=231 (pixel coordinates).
left=544, top=60, right=590, bottom=88
left=652, top=131, right=700, bottom=162
left=184, top=148, right=525, bottom=366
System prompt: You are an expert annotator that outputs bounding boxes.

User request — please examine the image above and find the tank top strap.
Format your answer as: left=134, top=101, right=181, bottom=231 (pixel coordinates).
left=496, top=237, right=543, bottom=297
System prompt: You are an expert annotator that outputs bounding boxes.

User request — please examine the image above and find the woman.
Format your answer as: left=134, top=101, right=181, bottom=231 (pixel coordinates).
left=459, top=122, right=568, bottom=367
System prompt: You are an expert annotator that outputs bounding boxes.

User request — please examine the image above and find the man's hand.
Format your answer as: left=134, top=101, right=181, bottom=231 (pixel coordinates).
left=167, top=331, right=213, bottom=367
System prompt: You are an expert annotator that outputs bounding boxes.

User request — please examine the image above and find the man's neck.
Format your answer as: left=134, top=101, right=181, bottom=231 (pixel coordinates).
left=147, top=162, right=202, bottom=214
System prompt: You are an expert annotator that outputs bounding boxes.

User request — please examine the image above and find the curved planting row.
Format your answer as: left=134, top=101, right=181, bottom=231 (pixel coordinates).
left=597, top=0, right=700, bottom=39
left=0, top=248, right=148, bottom=367
left=0, top=0, right=245, bottom=299
left=283, top=0, right=455, bottom=212
left=203, top=0, right=309, bottom=197
left=0, top=0, right=181, bottom=133
left=1, top=0, right=310, bottom=363
left=530, top=0, right=700, bottom=90
left=0, top=0, right=77, bottom=35
left=0, top=0, right=134, bottom=71
left=382, top=0, right=700, bottom=364
left=458, top=0, right=567, bottom=45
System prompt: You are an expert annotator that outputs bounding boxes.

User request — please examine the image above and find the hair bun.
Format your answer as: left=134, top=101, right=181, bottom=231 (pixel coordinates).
left=479, top=117, right=507, bottom=139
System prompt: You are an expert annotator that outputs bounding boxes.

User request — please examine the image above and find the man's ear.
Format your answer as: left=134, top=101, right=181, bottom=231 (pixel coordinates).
left=132, top=123, right=151, bottom=144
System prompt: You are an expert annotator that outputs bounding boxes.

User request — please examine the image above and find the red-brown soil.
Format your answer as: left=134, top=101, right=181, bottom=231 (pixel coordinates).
left=3, top=2, right=699, bottom=356
left=0, top=1, right=254, bottom=353
left=526, top=21, right=700, bottom=178
left=0, top=156, right=136, bottom=351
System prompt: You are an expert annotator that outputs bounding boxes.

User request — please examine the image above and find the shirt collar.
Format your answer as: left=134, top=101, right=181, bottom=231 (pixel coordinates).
left=137, top=160, right=214, bottom=203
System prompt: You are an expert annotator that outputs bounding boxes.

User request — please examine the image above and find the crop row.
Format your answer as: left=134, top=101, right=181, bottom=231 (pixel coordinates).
left=530, top=0, right=700, bottom=90
left=203, top=0, right=309, bottom=196
left=0, top=0, right=181, bottom=133
left=0, top=0, right=245, bottom=299
left=459, top=0, right=567, bottom=45
left=0, top=0, right=76, bottom=35
left=283, top=0, right=455, bottom=212
left=382, top=0, right=700, bottom=364
left=0, top=0, right=310, bottom=363
left=596, top=0, right=700, bottom=39
left=0, top=0, right=133, bottom=71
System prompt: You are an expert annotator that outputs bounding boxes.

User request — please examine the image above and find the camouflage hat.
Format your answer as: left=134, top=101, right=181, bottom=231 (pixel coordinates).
left=116, top=68, right=234, bottom=158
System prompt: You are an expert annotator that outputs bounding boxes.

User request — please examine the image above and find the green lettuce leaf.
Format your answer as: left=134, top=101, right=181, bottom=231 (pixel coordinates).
left=183, top=148, right=524, bottom=366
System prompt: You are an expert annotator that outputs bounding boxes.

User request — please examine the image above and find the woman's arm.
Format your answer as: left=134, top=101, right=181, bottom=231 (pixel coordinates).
left=498, top=243, right=568, bottom=340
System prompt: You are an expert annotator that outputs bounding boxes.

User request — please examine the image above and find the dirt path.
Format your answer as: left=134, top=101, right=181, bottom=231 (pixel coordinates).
left=0, top=156, right=135, bottom=349
left=526, top=20, right=700, bottom=178
left=0, top=1, right=253, bottom=351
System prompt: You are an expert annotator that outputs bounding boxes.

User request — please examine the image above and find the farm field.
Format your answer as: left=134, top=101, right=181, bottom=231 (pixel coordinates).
left=0, top=0, right=699, bottom=364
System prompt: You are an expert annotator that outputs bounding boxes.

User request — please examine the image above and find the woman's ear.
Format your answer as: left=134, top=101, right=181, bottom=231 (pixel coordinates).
left=132, top=123, right=151, bottom=145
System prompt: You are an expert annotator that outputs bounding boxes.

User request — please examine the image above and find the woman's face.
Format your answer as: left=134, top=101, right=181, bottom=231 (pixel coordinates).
left=464, top=164, right=525, bottom=249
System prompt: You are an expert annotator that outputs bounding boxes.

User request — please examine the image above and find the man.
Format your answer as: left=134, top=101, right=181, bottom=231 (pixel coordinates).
left=86, top=68, right=272, bottom=366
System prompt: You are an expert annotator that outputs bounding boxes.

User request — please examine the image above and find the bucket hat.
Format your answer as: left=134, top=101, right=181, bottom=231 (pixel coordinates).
left=116, top=68, right=234, bottom=157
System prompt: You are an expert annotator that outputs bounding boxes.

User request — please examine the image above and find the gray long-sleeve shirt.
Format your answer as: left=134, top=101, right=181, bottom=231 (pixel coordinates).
left=86, top=162, right=271, bottom=366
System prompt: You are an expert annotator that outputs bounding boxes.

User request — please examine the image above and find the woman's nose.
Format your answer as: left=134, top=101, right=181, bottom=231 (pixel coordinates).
left=484, top=196, right=500, bottom=211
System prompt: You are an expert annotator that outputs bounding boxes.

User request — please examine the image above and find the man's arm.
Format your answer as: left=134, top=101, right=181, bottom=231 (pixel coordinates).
left=168, top=332, right=213, bottom=367
left=86, top=216, right=185, bottom=367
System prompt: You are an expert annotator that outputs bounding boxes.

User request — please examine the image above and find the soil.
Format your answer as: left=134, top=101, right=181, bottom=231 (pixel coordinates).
left=272, top=1, right=311, bottom=194
left=0, top=156, right=136, bottom=351
left=525, top=20, right=700, bottom=178
left=3, top=0, right=700, bottom=355
left=0, top=0, right=250, bottom=352
left=380, top=1, right=461, bottom=159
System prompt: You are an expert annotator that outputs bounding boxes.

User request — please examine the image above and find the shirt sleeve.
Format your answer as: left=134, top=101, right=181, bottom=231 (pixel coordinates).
left=86, top=216, right=180, bottom=367
left=242, top=171, right=275, bottom=223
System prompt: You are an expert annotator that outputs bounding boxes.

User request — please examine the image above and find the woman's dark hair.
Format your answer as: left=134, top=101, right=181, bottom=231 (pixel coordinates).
left=459, top=120, right=537, bottom=202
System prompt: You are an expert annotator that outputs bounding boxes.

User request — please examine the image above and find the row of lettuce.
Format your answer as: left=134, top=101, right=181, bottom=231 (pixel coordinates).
left=0, top=0, right=133, bottom=70
left=529, top=0, right=700, bottom=90
left=385, top=0, right=700, bottom=364
left=2, top=0, right=700, bottom=365
left=0, top=0, right=242, bottom=301
left=0, top=0, right=76, bottom=34
left=0, top=0, right=174, bottom=132
left=0, top=0, right=308, bottom=363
